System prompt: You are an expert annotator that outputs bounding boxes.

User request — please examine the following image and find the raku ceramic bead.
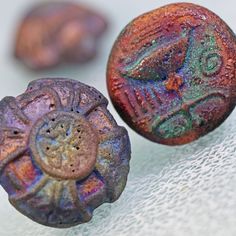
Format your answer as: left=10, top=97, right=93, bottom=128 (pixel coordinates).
left=15, top=2, right=107, bottom=69
left=0, top=78, right=131, bottom=228
left=107, top=3, right=236, bottom=145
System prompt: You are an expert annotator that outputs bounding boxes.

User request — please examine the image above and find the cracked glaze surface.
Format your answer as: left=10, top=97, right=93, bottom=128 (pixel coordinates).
left=0, top=78, right=131, bottom=228
left=107, top=3, right=236, bottom=145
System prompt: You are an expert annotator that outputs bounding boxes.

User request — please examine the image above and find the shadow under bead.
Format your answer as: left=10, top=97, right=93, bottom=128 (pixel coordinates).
left=14, top=2, right=108, bottom=70
left=107, top=3, right=236, bottom=146
left=0, top=78, right=131, bottom=228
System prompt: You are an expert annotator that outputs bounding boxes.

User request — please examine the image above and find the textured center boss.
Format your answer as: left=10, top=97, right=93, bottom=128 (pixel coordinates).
left=0, top=78, right=131, bottom=228
left=30, top=111, right=98, bottom=180
left=107, top=3, right=236, bottom=145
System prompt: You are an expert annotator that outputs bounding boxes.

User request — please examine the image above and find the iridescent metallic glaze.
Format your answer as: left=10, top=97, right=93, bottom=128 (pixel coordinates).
left=107, top=3, right=236, bottom=145
left=0, top=78, right=131, bottom=228
left=15, top=2, right=107, bottom=69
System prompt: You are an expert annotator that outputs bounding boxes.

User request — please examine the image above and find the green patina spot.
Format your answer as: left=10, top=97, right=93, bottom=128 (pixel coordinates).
left=207, top=55, right=219, bottom=70
left=187, top=29, right=219, bottom=80
left=181, top=27, right=222, bottom=103
left=152, top=111, right=192, bottom=139
left=200, top=52, right=222, bottom=76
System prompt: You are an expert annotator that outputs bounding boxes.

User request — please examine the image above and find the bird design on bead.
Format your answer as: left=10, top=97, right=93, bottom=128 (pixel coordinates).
left=107, top=5, right=235, bottom=145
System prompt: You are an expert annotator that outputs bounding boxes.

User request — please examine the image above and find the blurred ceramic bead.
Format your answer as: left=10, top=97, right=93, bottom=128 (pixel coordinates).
left=14, top=2, right=107, bottom=69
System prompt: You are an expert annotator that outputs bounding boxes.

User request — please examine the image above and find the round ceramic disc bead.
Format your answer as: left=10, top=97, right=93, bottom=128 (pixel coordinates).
left=0, top=78, right=131, bottom=228
left=107, top=3, right=236, bottom=145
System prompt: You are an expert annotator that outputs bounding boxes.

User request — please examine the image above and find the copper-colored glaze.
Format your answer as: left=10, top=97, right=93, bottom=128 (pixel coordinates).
left=15, top=2, right=107, bottom=69
left=107, top=3, right=236, bottom=145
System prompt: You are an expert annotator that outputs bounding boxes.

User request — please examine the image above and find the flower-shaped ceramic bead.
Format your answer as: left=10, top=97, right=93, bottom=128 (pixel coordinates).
left=15, top=2, right=107, bottom=69
left=0, top=78, right=131, bottom=228
left=107, top=3, right=236, bottom=145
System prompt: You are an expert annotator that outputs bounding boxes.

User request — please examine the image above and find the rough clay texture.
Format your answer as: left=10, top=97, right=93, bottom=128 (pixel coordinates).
left=1, top=108, right=236, bottom=235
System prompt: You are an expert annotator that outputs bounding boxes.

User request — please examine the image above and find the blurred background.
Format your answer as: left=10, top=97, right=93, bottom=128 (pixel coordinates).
left=0, top=0, right=236, bottom=236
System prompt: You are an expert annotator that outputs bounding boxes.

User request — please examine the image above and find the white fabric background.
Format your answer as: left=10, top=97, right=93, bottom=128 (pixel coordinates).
left=0, top=1, right=236, bottom=235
